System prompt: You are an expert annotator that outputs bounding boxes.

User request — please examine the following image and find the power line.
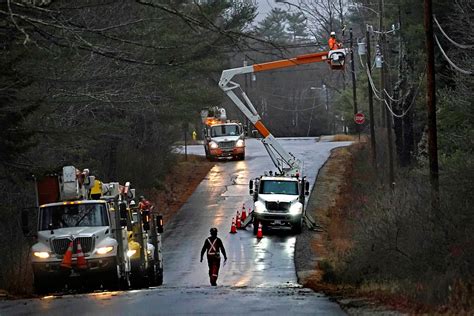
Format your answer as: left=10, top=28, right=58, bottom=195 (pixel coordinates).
left=433, top=15, right=474, bottom=50
left=366, top=64, right=426, bottom=118
left=434, top=35, right=473, bottom=75
left=266, top=103, right=320, bottom=112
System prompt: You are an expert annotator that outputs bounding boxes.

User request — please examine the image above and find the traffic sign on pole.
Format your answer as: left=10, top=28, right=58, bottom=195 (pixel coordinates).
left=354, top=112, right=365, bottom=125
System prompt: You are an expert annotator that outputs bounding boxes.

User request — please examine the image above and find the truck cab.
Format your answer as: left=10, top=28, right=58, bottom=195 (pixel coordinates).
left=24, top=166, right=163, bottom=294
left=249, top=175, right=309, bottom=234
left=204, top=122, right=245, bottom=160
left=201, top=107, right=246, bottom=161
left=32, top=199, right=128, bottom=291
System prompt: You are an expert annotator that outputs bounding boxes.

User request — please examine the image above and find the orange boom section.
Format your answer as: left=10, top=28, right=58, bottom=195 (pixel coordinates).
left=252, top=51, right=328, bottom=72
left=254, top=121, right=270, bottom=138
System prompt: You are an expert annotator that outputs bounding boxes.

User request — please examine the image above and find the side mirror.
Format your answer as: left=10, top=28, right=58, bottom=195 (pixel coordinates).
left=305, top=181, right=310, bottom=195
left=119, top=202, right=128, bottom=227
left=251, top=130, right=259, bottom=138
left=156, top=215, right=164, bottom=233
left=249, top=180, right=254, bottom=195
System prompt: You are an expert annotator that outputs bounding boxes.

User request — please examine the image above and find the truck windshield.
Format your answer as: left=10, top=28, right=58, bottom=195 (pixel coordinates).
left=39, top=203, right=108, bottom=230
left=260, top=180, right=299, bottom=195
left=211, top=125, right=240, bottom=137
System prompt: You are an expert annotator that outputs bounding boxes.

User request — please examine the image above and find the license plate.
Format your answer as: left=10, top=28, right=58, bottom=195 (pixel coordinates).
left=274, top=220, right=282, bottom=225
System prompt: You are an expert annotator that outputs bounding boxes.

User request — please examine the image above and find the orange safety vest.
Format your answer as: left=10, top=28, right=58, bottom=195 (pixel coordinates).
left=328, top=37, right=341, bottom=50
left=139, top=200, right=152, bottom=210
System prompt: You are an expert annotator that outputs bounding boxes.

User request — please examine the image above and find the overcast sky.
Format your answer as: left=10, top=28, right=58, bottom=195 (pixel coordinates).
left=252, top=0, right=299, bottom=23
left=254, top=0, right=276, bottom=22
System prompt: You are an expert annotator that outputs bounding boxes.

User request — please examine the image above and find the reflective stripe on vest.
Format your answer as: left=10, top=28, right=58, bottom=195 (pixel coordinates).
left=207, top=238, right=218, bottom=255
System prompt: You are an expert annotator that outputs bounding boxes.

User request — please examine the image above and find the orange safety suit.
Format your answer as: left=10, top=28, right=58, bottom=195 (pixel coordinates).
left=139, top=199, right=152, bottom=210
left=328, top=37, right=341, bottom=50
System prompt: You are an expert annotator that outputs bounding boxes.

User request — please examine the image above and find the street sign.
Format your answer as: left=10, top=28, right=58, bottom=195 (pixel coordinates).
left=354, top=112, right=365, bottom=125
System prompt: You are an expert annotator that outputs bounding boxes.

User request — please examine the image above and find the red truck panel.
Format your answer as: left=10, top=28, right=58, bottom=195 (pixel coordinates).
left=37, top=176, right=60, bottom=205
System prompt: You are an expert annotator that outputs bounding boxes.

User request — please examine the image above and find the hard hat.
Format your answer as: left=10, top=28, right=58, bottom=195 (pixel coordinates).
left=330, top=31, right=336, bottom=36
left=139, top=195, right=145, bottom=200
left=130, top=200, right=136, bottom=206
left=210, top=227, right=218, bottom=235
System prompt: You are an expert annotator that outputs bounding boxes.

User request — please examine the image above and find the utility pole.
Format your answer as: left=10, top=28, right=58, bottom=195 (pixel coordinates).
left=379, top=0, right=394, bottom=187
left=350, top=28, right=358, bottom=116
left=423, top=0, right=439, bottom=206
left=183, top=122, right=188, bottom=161
left=379, top=0, right=386, bottom=128
left=366, top=25, right=377, bottom=168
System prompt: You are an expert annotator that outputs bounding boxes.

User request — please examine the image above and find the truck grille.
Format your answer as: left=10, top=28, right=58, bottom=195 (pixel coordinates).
left=52, top=237, right=95, bottom=255
left=218, top=141, right=236, bottom=150
left=265, top=201, right=291, bottom=212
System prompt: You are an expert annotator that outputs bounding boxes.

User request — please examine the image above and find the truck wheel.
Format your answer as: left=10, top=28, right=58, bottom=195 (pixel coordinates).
left=121, top=272, right=131, bottom=290
left=130, top=270, right=147, bottom=289
left=33, top=276, right=50, bottom=295
left=239, top=154, right=245, bottom=160
left=148, top=262, right=163, bottom=286
left=292, top=218, right=303, bottom=234
left=156, top=268, right=163, bottom=286
left=105, top=268, right=130, bottom=291
left=253, top=218, right=259, bottom=235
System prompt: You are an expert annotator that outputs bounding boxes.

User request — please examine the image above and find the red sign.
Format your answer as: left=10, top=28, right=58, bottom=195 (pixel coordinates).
left=354, top=112, right=365, bottom=125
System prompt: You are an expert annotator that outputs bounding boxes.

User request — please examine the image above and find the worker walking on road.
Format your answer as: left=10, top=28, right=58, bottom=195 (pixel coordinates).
left=328, top=31, right=342, bottom=50
left=200, top=227, right=227, bottom=286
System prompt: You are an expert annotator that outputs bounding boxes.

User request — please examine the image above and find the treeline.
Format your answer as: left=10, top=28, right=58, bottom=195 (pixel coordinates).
left=309, top=0, right=473, bottom=311
left=0, top=0, right=256, bottom=293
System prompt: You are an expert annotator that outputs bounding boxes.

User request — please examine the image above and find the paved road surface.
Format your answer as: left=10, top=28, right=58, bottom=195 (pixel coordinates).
left=0, top=138, right=350, bottom=315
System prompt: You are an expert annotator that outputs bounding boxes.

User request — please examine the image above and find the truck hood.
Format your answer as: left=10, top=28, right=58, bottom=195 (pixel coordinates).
left=38, top=226, right=109, bottom=239
left=258, top=194, right=299, bottom=203
left=211, top=135, right=241, bottom=142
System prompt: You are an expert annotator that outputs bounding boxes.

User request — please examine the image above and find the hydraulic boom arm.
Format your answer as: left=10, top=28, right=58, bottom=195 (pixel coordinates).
left=218, top=49, right=347, bottom=175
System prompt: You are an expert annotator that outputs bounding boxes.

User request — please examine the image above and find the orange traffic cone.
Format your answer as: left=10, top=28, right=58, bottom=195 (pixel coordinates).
left=76, top=240, right=88, bottom=270
left=230, top=217, right=237, bottom=234
left=256, top=222, right=263, bottom=239
left=236, top=210, right=241, bottom=229
left=61, top=241, right=73, bottom=269
left=241, top=208, right=247, bottom=222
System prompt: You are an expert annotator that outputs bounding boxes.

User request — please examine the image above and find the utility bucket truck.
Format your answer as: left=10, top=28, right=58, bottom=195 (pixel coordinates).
left=22, top=166, right=164, bottom=294
left=201, top=106, right=246, bottom=161
left=218, top=48, right=346, bottom=233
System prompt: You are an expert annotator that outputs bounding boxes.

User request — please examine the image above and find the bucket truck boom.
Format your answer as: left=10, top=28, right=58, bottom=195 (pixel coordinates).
left=218, top=48, right=347, bottom=234
left=218, top=48, right=347, bottom=175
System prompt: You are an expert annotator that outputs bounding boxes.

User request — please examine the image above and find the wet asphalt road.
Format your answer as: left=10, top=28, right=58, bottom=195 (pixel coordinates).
left=0, top=138, right=350, bottom=315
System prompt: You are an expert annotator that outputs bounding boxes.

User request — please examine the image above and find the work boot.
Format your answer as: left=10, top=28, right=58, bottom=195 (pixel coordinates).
left=210, top=276, right=217, bottom=286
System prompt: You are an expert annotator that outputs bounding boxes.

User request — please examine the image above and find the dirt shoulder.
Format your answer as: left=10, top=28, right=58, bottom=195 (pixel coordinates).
left=295, top=145, right=403, bottom=315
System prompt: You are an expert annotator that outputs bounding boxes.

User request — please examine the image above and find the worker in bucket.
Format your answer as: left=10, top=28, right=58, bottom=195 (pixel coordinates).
left=328, top=31, right=342, bottom=50
left=200, top=227, right=227, bottom=286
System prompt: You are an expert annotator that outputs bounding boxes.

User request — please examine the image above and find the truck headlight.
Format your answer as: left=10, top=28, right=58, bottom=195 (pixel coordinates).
left=289, top=203, right=303, bottom=215
left=236, top=139, right=245, bottom=147
left=254, top=201, right=266, bottom=213
left=33, top=251, right=50, bottom=259
left=96, top=246, right=114, bottom=255
left=127, top=249, right=137, bottom=258
left=209, top=141, right=218, bottom=149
